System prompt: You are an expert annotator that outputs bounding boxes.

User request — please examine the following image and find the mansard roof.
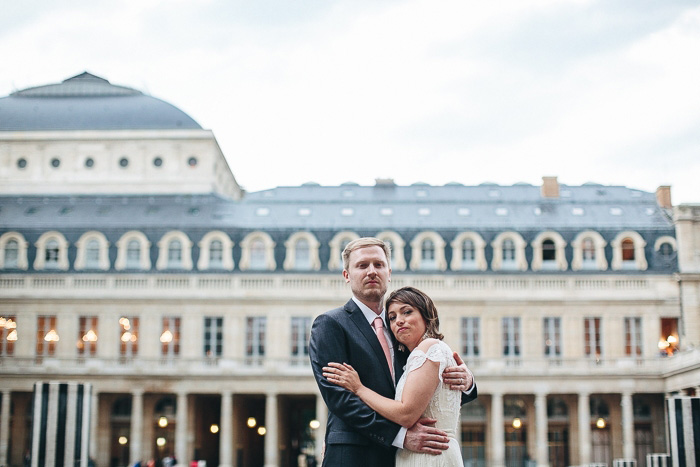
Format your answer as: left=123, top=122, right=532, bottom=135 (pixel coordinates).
left=0, top=72, right=201, bottom=131
left=0, top=182, right=674, bottom=232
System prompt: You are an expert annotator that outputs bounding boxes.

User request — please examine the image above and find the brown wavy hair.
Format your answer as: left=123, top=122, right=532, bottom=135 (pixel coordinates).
left=385, top=286, right=444, bottom=340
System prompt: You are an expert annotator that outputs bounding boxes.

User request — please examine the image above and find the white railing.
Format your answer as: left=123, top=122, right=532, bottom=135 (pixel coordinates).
left=0, top=354, right=670, bottom=378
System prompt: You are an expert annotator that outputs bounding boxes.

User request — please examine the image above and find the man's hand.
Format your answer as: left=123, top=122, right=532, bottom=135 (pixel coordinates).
left=403, top=418, right=450, bottom=455
left=442, top=352, right=474, bottom=391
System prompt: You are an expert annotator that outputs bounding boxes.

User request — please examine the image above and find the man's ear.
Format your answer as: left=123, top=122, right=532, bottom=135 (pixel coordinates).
left=342, top=269, right=350, bottom=283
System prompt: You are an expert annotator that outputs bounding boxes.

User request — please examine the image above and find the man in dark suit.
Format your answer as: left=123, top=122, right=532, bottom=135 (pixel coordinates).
left=309, top=237, right=476, bottom=467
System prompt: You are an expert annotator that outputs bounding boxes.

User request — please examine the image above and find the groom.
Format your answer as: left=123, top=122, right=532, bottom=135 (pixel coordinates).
left=309, top=237, right=477, bottom=467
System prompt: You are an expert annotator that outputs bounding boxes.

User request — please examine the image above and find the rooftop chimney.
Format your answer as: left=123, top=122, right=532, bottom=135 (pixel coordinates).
left=375, top=178, right=396, bottom=187
left=541, top=176, right=559, bottom=198
left=656, top=185, right=672, bottom=209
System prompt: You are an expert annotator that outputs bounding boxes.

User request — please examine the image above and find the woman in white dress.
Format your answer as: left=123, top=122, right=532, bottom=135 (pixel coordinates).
left=324, top=286, right=464, bottom=467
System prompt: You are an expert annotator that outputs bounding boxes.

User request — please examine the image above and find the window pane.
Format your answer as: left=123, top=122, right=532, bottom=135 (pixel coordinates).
left=4, top=240, right=19, bottom=268
left=126, top=240, right=141, bottom=268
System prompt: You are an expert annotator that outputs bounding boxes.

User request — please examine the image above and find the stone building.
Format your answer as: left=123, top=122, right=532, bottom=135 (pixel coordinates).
left=1, top=73, right=699, bottom=467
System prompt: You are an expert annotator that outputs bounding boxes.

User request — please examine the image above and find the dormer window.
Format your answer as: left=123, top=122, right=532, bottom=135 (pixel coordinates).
left=621, top=238, right=635, bottom=262
left=127, top=240, right=141, bottom=268
left=250, top=240, right=266, bottom=270
left=45, top=240, right=60, bottom=268
left=421, top=239, right=436, bottom=269
left=209, top=240, right=223, bottom=268
left=168, top=240, right=182, bottom=268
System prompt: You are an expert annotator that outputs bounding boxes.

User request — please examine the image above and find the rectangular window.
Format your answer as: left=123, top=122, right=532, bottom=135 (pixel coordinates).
left=659, top=317, right=679, bottom=356
left=584, top=317, right=602, bottom=359
left=246, top=317, right=266, bottom=364
left=461, top=317, right=480, bottom=357
left=36, top=315, right=58, bottom=357
left=161, top=316, right=181, bottom=357
left=204, top=317, right=223, bottom=357
left=543, top=317, right=561, bottom=358
left=502, top=317, right=521, bottom=357
left=624, top=317, right=643, bottom=357
left=78, top=316, right=98, bottom=356
left=0, top=315, right=17, bottom=356
left=119, top=316, right=139, bottom=357
left=290, top=317, right=311, bottom=365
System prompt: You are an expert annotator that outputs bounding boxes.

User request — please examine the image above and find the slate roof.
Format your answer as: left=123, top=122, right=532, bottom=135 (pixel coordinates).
left=0, top=183, right=674, bottom=232
left=0, top=72, right=201, bottom=131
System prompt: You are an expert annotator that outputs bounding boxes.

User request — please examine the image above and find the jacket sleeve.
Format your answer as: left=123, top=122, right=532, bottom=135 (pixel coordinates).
left=309, top=312, right=401, bottom=447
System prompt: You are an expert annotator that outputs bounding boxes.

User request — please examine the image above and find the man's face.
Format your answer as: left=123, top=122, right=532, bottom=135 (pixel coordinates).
left=343, top=245, right=392, bottom=305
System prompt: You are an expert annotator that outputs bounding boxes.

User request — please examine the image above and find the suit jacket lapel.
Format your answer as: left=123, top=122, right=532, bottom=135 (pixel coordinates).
left=345, top=299, right=395, bottom=385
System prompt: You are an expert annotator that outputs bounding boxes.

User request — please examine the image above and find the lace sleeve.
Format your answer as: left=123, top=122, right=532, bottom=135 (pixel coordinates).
left=404, top=342, right=451, bottom=383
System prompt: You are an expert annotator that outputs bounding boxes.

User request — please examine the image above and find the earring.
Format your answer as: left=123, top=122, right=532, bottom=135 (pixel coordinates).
left=397, top=344, right=406, bottom=352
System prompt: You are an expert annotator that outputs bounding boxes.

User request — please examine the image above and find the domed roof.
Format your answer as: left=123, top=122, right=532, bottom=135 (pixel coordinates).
left=0, top=72, right=201, bottom=131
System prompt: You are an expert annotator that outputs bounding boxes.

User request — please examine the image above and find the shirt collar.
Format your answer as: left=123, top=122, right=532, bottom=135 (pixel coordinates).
left=351, top=296, right=386, bottom=326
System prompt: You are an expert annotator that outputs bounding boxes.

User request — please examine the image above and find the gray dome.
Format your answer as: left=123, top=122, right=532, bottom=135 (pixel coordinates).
left=0, top=72, right=201, bottom=131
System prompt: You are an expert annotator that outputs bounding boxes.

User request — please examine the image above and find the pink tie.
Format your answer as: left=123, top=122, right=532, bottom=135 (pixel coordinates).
left=372, top=317, right=394, bottom=379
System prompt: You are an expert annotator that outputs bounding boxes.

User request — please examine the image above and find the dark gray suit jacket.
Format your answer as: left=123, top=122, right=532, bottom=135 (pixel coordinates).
left=309, top=298, right=477, bottom=467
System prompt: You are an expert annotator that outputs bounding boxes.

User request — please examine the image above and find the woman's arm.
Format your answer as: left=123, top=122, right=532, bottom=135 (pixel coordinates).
left=324, top=339, right=441, bottom=428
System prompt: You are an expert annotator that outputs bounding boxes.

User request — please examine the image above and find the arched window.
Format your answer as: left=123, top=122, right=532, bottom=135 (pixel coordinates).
left=85, top=239, right=101, bottom=269
left=250, top=239, right=267, bottom=270
left=531, top=232, right=567, bottom=271
left=658, top=242, right=673, bottom=257
left=503, top=239, right=515, bottom=263
left=126, top=240, right=141, bottom=269
left=491, top=232, right=528, bottom=272
left=209, top=240, right=223, bottom=268
left=197, top=231, right=234, bottom=271
left=572, top=231, right=607, bottom=271
left=4, top=240, right=18, bottom=268
left=409, top=232, right=446, bottom=271
left=542, top=239, right=556, bottom=262
left=116, top=231, right=151, bottom=271
left=45, top=239, right=60, bottom=268
left=621, top=238, right=635, bottom=262
left=283, top=232, right=320, bottom=271
left=168, top=240, right=182, bottom=268
left=582, top=238, right=595, bottom=262
left=611, top=231, right=646, bottom=271
left=294, top=239, right=311, bottom=270
left=0, top=233, right=29, bottom=270
left=462, top=239, right=475, bottom=262
left=421, top=239, right=436, bottom=269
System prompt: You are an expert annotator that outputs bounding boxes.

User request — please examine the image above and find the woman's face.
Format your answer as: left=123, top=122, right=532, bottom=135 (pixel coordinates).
left=387, top=301, right=427, bottom=351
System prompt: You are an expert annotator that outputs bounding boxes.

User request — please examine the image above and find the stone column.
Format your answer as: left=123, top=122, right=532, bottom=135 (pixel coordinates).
left=491, top=393, right=505, bottom=467
left=176, top=391, right=188, bottom=466
left=264, top=393, right=278, bottom=467
left=0, top=390, right=10, bottom=466
left=315, top=395, right=327, bottom=463
left=220, top=391, right=233, bottom=467
left=534, top=392, right=549, bottom=467
left=130, top=389, right=144, bottom=465
left=621, top=391, right=634, bottom=459
left=90, top=390, right=99, bottom=460
left=578, top=392, right=591, bottom=465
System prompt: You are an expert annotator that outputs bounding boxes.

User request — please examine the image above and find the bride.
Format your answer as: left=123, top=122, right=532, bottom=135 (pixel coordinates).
left=324, top=286, right=464, bottom=467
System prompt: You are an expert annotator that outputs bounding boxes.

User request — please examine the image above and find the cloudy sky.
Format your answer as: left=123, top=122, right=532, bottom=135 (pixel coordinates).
left=2, top=0, right=699, bottom=202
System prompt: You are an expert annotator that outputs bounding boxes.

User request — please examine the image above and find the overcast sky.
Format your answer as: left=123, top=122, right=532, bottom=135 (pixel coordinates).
left=2, top=0, right=699, bottom=203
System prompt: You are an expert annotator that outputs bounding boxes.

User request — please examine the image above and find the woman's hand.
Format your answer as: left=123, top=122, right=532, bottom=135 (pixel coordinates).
left=323, top=362, right=363, bottom=393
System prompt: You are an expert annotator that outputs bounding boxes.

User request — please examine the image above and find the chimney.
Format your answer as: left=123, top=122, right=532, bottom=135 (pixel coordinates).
left=375, top=178, right=396, bottom=187
left=541, top=176, right=559, bottom=198
left=656, top=185, right=672, bottom=209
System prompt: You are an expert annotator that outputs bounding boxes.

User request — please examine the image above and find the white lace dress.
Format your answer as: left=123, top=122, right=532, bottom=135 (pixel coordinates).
left=395, top=340, right=463, bottom=467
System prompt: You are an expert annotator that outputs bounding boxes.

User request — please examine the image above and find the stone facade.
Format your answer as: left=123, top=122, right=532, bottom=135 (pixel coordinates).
left=1, top=74, right=699, bottom=467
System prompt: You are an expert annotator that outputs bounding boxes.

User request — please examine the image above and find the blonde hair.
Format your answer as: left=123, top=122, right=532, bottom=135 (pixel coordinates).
left=342, top=237, right=391, bottom=271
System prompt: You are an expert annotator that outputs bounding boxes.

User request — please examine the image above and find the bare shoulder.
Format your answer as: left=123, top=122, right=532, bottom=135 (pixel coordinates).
left=416, top=338, right=442, bottom=353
